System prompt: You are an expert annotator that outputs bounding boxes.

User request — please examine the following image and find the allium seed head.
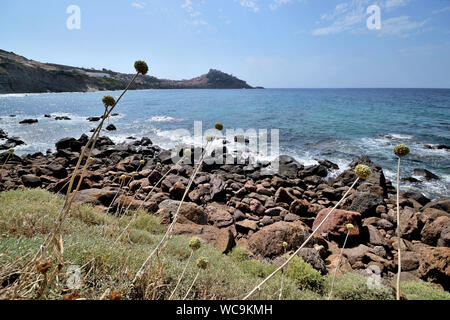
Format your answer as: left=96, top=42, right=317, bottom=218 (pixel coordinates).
left=156, top=162, right=162, bottom=167
left=393, top=144, right=410, bottom=158
left=206, top=136, right=215, bottom=142
left=189, top=237, right=201, bottom=251
left=102, top=95, right=116, bottom=107
left=354, top=164, right=371, bottom=179
left=140, top=160, right=145, bottom=165
left=8, top=148, right=14, bottom=154
left=132, top=171, right=137, bottom=176
left=120, top=174, right=127, bottom=181
left=196, top=257, right=209, bottom=270
left=184, top=149, right=192, bottom=157
left=282, top=242, right=288, bottom=248
left=346, top=223, right=354, bottom=230
left=134, top=60, right=149, bottom=75
left=214, top=122, right=224, bottom=131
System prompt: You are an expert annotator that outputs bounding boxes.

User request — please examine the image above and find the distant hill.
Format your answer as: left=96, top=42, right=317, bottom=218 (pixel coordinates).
left=0, top=49, right=255, bottom=93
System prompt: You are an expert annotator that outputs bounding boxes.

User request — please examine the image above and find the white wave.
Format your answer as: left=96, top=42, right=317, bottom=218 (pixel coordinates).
left=384, top=133, right=414, bottom=140
left=147, top=116, right=179, bottom=123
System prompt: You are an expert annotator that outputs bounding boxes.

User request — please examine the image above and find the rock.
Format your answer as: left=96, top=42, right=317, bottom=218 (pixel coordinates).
left=87, top=117, right=101, bottom=122
left=399, top=207, right=419, bottom=240
left=349, top=192, right=385, bottom=217
left=55, top=116, right=71, bottom=121
left=46, top=163, right=68, bottom=179
left=236, top=219, right=259, bottom=233
left=399, top=251, right=421, bottom=271
left=169, top=181, right=186, bottom=200
left=401, top=191, right=430, bottom=206
left=318, top=160, right=339, bottom=170
left=21, top=174, right=41, bottom=188
left=19, top=119, right=38, bottom=124
left=106, top=124, right=117, bottom=131
left=421, top=216, right=450, bottom=246
left=284, top=213, right=300, bottom=222
left=148, top=170, right=163, bottom=185
left=210, top=176, right=226, bottom=201
left=55, top=137, right=82, bottom=152
left=0, top=129, right=7, bottom=139
left=189, top=184, right=211, bottom=204
left=273, top=155, right=303, bottom=178
left=423, top=198, right=450, bottom=213
left=366, top=225, right=386, bottom=246
left=342, top=244, right=371, bottom=265
left=248, top=221, right=310, bottom=257
left=249, top=198, right=265, bottom=215
left=413, top=168, right=440, bottom=181
left=156, top=199, right=207, bottom=225
left=264, top=206, right=285, bottom=217
left=274, top=187, right=296, bottom=205
left=312, top=208, right=362, bottom=242
left=73, top=188, right=117, bottom=207
left=416, top=246, right=450, bottom=291
left=204, top=203, right=234, bottom=228
left=299, top=164, right=328, bottom=178
left=289, top=199, right=309, bottom=216
left=438, top=227, right=450, bottom=247
left=298, top=248, right=327, bottom=274
left=172, top=224, right=234, bottom=253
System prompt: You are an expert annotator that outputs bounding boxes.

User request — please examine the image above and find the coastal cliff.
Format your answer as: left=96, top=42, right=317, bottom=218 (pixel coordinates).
left=0, top=49, right=254, bottom=93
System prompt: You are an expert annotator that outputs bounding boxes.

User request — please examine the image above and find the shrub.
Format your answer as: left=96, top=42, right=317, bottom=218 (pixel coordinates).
left=401, top=281, right=450, bottom=300
left=323, top=272, right=393, bottom=300
left=229, top=246, right=251, bottom=262
left=286, top=256, right=323, bottom=292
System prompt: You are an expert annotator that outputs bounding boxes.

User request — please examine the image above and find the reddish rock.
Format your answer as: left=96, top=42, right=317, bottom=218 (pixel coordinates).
left=204, top=203, right=234, bottom=228
left=421, top=216, right=450, bottom=246
left=248, top=221, right=310, bottom=257
left=236, top=219, right=259, bottom=233
left=172, top=223, right=234, bottom=253
left=289, top=199, right=309, bottom=216
left=274, top=187, right=296, bottom=205
left=249, top=198, right=265, bottom=215
left=312, top=208, right=362, bottom=240
left=156, top=199, right=207, bottom=225
left=169, top=181, right=186, bottom=200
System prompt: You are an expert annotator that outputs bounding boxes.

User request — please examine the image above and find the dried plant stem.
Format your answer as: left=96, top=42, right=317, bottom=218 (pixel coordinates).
left=183, top=271, right=199, bottom=300
left=0, top=152, right=13, bottom=180
left=327, top=230, right=350, bottom=300
left=169, top=249, right=194, bottom=300
left=107, top=180, right=125, bottom=214
left=396, top=156, right=402, bottom=300
left=133, top=142, right=211, bottom=284
left=243, top=178, right=359, bottom=300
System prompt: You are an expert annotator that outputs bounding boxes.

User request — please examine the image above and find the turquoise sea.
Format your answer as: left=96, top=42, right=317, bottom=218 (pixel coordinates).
left=1, top=88, right=449, bottom=198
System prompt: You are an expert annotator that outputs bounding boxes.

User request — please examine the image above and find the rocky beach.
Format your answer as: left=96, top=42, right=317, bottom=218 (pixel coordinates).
left=1, top=127, right=449, bottom=294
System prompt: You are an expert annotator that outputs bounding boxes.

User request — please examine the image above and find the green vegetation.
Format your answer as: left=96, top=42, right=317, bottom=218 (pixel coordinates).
left=401, top=281, right=450, bottom=300
left=0, top=189, right=447, bottom=300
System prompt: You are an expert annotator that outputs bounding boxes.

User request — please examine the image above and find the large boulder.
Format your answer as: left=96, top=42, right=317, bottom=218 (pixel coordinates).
left=55, top=137, right=82, bottom=152
left=423, top=198, right=450, bottom=213
left=21, top=174, right=41, bottom=188
left=73, top=188, right=117, bottom=207
left=274, top=187, right=296, bottom=205
left=156, top=199, right=207, bottom=225
left=273, top=155, right=303, bottom=179
left=312, top=208, right=362, bottom=243
left=349, top=192, right=385, bottom=217
left=415, top=245, right=450, bottom=291
left=172, top=223, right=234, bottom=253
left=298, top=248, right=327, bottom=274
left=421, top=216, right=450, bottom=246
left=248, top=221, right=311, bottom=257
left=204, top=203, right=234, bottom=228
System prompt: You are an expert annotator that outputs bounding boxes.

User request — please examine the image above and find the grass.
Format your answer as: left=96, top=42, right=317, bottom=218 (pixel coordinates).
left=0, top=189, right=448, bottom=300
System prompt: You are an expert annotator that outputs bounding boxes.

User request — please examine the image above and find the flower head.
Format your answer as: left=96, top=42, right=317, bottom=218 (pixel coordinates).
left=189, top=237, right=201, bottom=251
left=282, top=242, right=288, bottom=249
left=132, top=171, right=137, bottom=177
left=346, top=223, right=354, bottom=230
left=214, top=122, right=223, bottom=131
left=8, top=148, right=14, bottom=154
left=134, top=60, right=149, bottom=75
left=139, top=160, right=145, bottom=165
left=206, top=136, right=215, bottom=142
left=184, top=149, right=192, bottom=157
left=196, top=257, right=209, bottom=270
left=354, top=164, right=371, bottom=179
left=102, top=95, right=116, bottom=107
left=120, top=174, right=127, bottom=181
left=393, top=144, right=410, bottom=158
left=156, top=162, right=162, bottom=167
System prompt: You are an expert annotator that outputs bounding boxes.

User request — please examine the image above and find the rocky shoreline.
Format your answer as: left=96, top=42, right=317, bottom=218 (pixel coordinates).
left=0, top=132, right=449, bottom=292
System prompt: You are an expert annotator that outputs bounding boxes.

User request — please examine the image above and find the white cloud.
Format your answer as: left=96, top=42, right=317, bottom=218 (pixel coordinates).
left=269, top=0, right=291, bottom=11
left=236, top=0, right=259, bottom=13
left=384, top=0, right=408, bottom=9
left=181, top=0, right=193, bottom=12
left=132, top=2, right=146, bottom=9
left=192, top=19, right=208, bottom=26
left=433, top=6, right=450, bottom=14
left=379, top=16, right=429, bottom=36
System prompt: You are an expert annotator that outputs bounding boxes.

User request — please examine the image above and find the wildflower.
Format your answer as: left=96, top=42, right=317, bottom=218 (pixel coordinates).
left=140, top=160, right=145, bottom=165
left=354, top=164, right=371, bottom=179
left=102, top=95, right=116, bottom=107
left=196, top=257, right=208, bottom=270
left=120, top=174, right=127, bottom=181
left=132, top=171, right=137, bottom=177
left=282, top=242, right=288, bottom=249
left=8, top=148, right=14, bottom=154
left=394, top=144, right=410, bottom=158
left=156, top=162, right=162, bottom=167
left=134, top=60, right=149, bottom=75
left=189, top=237, right=201, bottom=251
left=214, top=122, right=223, bottom=131
left=206, top=136, right=215, bottom=142
left=184, top=149, right=192, bottom=157
left=346, top=223, right=354, bottom=230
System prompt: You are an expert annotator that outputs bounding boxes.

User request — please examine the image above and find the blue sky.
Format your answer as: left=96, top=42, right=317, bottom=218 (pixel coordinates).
left=1, top=0, right=449, bottom=88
